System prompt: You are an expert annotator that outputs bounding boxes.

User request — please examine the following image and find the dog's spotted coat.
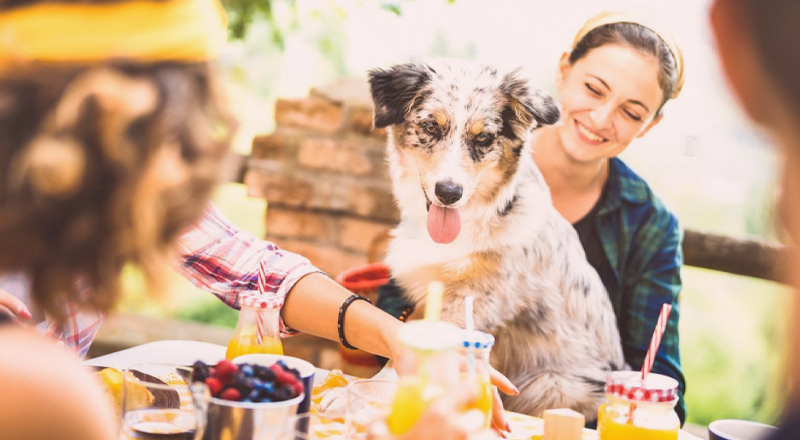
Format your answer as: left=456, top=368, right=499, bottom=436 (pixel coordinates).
left=369, top=60, right=625, bottom=418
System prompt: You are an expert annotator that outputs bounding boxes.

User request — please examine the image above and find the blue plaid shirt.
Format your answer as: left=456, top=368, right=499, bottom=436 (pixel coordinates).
left=377, top=157, right=686, bottom=424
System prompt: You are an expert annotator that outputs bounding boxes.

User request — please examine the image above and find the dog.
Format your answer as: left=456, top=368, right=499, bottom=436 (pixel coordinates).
left=368, top=60, right=626, bottom=419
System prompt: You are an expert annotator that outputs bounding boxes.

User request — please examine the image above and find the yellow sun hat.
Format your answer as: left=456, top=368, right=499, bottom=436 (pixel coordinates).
left=0, top=0, right=227, bottom=70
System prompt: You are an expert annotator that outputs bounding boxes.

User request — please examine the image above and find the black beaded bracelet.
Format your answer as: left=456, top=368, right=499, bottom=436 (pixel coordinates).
left=338, top=294, right=372, bottom=350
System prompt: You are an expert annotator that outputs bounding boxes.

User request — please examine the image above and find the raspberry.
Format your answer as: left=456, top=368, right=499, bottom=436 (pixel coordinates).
left=291, top=381, right=304, bottom=397
left=275, top=370, right=296, bottom=386
left=205, top=377, right=223, bottom=396
left=220, top=388, right=241, bottom=401
left=216, top=360, right=237, bottom=382
left=269, top=364, right=284, bottom=375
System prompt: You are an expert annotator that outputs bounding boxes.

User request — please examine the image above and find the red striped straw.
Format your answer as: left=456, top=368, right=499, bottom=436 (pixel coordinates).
left=642, top=303, right=673, bottom=380
left=255, top=261, right=267, bottom=345
left=628, top=303, right=672, bottom=424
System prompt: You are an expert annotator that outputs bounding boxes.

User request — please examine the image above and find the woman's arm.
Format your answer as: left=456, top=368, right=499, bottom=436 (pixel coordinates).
left=621, top=214, right=686, bottom=424
left=281, top=272, right=403, bottom=359
left=175, top=204, right=403, bottom=359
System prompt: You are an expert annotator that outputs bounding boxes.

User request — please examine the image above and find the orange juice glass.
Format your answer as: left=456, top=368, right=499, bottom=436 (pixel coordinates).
left=597, top=371, right=680, bottom=440
left=226, top=292, right=284, bottom=360
left=386, top=320, right=462, bottom=435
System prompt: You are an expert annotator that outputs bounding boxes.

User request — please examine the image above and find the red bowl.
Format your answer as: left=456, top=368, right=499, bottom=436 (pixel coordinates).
left=335, top=263, right=390, bottom=296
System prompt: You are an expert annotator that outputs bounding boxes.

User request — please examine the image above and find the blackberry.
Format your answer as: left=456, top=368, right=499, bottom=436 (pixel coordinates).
left=272, top=386, right=294, bottom=402
left=191, top=361, right=210, bottom=383
left=255, top=365, right=276, bottom=382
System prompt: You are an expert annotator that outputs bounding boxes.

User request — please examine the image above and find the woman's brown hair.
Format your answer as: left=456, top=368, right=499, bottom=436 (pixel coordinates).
left=0, top=9, right=234, bottom=320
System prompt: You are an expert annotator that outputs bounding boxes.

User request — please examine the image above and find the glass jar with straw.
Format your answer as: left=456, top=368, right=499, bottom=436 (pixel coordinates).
left=459, top=327, right=495, bottom=428
left=386, top=281, right=463, bottom=435
left=225, top=291, right=283, bottom=360
left=598, top=303, right=679, bottom=440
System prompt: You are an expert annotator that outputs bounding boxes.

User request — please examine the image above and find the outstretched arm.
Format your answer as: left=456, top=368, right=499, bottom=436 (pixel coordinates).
left=175, top=204, right=403, bottom=358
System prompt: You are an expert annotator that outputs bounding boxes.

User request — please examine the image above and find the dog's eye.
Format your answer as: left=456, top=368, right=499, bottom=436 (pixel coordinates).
left=422, top=121, right=440, bottom=135
left=475, top=133, right=495, bottom=145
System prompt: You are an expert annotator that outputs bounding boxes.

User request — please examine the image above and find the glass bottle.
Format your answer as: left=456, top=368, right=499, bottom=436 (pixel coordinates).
left=225, top=292, right=284, bottom=360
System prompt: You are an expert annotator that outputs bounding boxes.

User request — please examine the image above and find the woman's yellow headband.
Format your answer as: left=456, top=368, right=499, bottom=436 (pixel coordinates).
left=0, top=0, right=227, bottom=69
left=572, top=11, right=685, bottom=100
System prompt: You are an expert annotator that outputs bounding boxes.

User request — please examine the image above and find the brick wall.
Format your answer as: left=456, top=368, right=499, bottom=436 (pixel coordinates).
left=244, top=79, right=399, bottom=278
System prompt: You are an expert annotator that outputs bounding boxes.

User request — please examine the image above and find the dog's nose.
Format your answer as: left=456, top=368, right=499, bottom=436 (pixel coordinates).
left=434, top=181, right=463, bottom=205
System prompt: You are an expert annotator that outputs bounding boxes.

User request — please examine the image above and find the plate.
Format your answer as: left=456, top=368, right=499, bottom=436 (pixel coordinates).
left=90, top=366, right=181, bottom=409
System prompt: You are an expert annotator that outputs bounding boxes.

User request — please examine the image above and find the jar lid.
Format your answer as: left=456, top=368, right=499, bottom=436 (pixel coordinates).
left=238, top=292, right=281, bottom=310
left=399, top=320, right=462, bottom=352
left=461, top=330, right=495, bottom=349
left=605, top=371, right=678, bottom=404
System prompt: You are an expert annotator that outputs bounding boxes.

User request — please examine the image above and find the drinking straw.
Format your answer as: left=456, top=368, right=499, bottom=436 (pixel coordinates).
left=425, top=281, right=444, bottom=321
left=642, top=303, right=672, bottom=380
left=465, top=296, right=476, bottom=382
left=254, top=261, right=267, bottom=345
left=628, top=303, right=672, bottom=423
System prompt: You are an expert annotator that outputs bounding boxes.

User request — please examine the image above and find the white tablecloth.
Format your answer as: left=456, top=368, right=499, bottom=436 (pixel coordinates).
left=85, top=340, right=329, bottom=384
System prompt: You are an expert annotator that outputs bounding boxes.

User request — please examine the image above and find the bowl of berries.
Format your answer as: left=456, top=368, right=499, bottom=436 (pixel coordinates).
left=189, top=359, right=306, bottom=440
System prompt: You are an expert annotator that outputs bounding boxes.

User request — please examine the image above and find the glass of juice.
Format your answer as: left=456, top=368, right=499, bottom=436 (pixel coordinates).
left=121, top=363, right=200, bottom=440
left=597, top=371, right=680, bottom=440
left=459, top=330, right=495, bottom=428
left=386, top=320, right=463, bottom=436
left=226, top=292, right=284, bottom=360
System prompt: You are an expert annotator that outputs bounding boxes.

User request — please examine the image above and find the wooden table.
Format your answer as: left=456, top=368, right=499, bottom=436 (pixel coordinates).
left=87, top=340, right=703, bottom=440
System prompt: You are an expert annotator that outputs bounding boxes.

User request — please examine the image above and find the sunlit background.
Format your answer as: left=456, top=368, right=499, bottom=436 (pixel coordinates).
left=117, top=0, right=791, bottom=427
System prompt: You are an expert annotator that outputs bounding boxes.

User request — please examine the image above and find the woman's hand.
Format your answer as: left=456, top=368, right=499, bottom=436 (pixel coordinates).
left=489, top=366, right=518, bottom=434
left=0, top=288, right=32, bottom=322
left=394, top=387, right=498, bottom=440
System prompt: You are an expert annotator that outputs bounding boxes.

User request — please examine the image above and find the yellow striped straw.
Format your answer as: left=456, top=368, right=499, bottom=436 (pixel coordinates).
left=424, top=281, right=444, bottom=321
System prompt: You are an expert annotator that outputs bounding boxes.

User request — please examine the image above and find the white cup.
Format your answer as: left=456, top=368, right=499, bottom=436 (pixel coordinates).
left=708, top=419, right=779, bottom=440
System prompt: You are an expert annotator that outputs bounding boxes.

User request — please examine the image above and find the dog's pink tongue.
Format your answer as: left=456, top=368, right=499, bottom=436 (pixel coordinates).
left=427, top=205, right=461, bottom=244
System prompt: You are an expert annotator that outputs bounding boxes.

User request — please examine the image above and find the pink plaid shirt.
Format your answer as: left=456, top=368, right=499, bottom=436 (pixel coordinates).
left=36, top=204, right=323, bottom=358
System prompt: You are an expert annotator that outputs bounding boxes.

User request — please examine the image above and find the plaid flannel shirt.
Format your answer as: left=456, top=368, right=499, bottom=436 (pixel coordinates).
left=34, top=203, right=323, bottom=358
left=377, top=157, right=686, bottom=424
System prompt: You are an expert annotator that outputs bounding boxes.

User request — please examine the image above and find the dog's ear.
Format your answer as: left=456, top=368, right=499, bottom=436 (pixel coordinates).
left=368, top=63, right=431, bottom=128
left=500, top=69, right=560, bottom=137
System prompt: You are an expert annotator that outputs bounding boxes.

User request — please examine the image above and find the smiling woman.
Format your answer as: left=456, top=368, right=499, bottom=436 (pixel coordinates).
left=530, top=12, right=688, bottom=425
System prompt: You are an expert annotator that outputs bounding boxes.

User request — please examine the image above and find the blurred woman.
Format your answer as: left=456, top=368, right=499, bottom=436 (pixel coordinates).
left=710, top=0, right=800, bottom=436
left=0, top=0, right=511, bottom=438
